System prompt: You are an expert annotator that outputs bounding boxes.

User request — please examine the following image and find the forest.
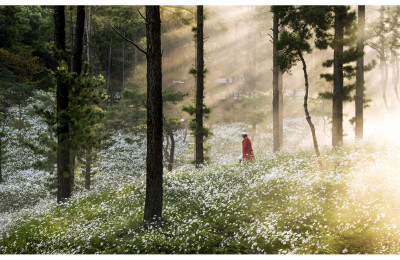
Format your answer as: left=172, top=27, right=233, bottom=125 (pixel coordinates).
left=1, top=5, right=400, bottom=254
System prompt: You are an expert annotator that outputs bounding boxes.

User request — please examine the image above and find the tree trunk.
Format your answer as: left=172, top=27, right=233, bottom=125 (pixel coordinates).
left=73, top=6, right=85, bottom=75
left=167, top=132, right=175, bottom=172
left=383, top=55, right=389, bottom=110
left=144, top=5, right=163, bottom=223
left=69, top=6, right=85, bottom=190
left=273, top=12, right=282, bottom=152
left=378, top=6, right=389, bottom=110
left=70, top=151, right=76, bottom=190
left=122, top=28, right=126, bottom=92
left=299, top=52, right=323, bottom=171
left=0, top=135, right=2, bottom=184
left=54, top=6, right=72, bottom=203
left=355, top=5, right=365, bottom=140
left=394, top=54, right=400, bottom=104
left=69, top=9, right=73, bottom=72
left=332, top=7, right=344, bottom=147
left=195, top=5, right=205, bottom=166
left=86, top=6, right=91, bottom=66
left=85, top=146, right=92, bottom=190
left=134, top=30, right=138, bottom=68
left=107, top=35, right=113, bottom=105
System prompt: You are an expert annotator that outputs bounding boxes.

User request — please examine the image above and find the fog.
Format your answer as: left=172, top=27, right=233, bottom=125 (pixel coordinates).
left=157, top=5, right=400, bottom=149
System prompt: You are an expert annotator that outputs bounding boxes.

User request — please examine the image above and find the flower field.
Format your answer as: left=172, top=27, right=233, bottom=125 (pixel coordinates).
left=1, top=115, right=400, bottom=254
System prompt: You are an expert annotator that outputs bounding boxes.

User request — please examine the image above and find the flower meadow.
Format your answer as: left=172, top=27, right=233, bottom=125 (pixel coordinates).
left=1, top=113, right=400, bottom=254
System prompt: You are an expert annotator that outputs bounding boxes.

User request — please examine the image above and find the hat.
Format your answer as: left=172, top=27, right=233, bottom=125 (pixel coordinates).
left=241, top=132, right=247, bottom=136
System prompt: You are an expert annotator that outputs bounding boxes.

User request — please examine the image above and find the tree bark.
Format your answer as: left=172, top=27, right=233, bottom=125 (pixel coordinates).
left=54, top=6, right=72, bottom=203
left=0, top=135, right=2, bottom=184
left=394, top=54, right=400, bottom=104
left=273, top=12, right=282, bottom=151
left=380, top=6, right=389, bottom=110
left=167, top=132, right=175, bottom=172
left=144, top=5, right=163, bottom=222
left=195, top=5, right=205, bottom=166
left=299, top=52, right=323, bottom=171
left=69, top=9, right=73, bottom=72
left=73, top=6, right=85, bottom=75
left=355, top=5, right=365, bottom=140
left=86, top=6, right=91, bottom=66
left=85, top=146, right=92, bottom=190
left=122, top=28, right=126, bottom=92
left=107, top=35, right=113, bottom=104
left=332, top=7, right=344, bottom=147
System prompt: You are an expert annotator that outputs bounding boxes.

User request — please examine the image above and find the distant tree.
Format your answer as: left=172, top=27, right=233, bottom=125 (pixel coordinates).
left=274, top=5, right=333, bottom=170
left=0, top=68, right=18, bottom=184
left=182, top=5, right=210, bottom=166
left=272, top=8, right=283, bottom=152
left=162, top=90, right=186, bottom=171
left=319, top=6, right=360, bottom=147
left=386, top=6, right=400, bottom=105
left=366, top=6, right=390, bottom=110
left=355, top=5, right=365, bottom=140
left=0, top=47, right=42, bottom=132
left=144, top=5, right=164, bottom=223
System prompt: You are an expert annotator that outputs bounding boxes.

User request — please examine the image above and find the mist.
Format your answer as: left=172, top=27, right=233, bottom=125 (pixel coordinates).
left=154, top=5, right=400, bottom=151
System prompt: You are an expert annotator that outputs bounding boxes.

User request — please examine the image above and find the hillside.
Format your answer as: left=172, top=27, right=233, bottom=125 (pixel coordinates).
left=1, top=119, right=400, bottom=253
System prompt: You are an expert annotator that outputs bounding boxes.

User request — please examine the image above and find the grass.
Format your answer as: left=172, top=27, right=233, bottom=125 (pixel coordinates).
left=1, top=141, right=400, bottom=254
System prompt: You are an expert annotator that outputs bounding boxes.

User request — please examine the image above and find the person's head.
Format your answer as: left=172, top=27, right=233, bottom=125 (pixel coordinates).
left=241, top=132, right=247, bottom=138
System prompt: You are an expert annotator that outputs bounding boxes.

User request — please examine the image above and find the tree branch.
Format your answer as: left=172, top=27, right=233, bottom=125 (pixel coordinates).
left=112, top=26, right=147, bottom=56
left=138, top=10, right=146, bottom=21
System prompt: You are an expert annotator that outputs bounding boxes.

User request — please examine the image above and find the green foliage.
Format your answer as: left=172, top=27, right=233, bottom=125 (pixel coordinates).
left=274, top=6, right=333, bottom=73
left=27, top=58, right=107, bottom=183
left=104, top=88, right=146, bottom=132
left=162, top=90, right=187, bottom=105
left=182, top=103, right=211, bottom=138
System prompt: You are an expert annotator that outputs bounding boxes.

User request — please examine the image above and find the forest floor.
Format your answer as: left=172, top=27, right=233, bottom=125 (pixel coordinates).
left=1, top=116, right=400, bottom=254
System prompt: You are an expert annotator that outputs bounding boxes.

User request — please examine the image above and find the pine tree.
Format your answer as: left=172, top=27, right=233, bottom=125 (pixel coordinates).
left=54, top=5, right=72, bottom=203
left=144, top=5, right=163, bottom=223
left=274, top=5, right=333, bottom=170
left=319, top=6, right=360, bottom=147
left=355, top=5, right=365, bottom=140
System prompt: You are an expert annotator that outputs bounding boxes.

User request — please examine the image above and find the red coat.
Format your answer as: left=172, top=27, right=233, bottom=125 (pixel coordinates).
left=242, top=136, right=254, bottom=162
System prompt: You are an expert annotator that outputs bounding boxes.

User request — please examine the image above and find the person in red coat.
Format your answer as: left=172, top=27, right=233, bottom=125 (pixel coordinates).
left=241, top=132, right=254, bottom=163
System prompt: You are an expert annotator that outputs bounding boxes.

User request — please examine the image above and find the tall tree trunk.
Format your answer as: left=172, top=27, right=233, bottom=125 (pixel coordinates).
left=85, top=6, right=93, bottom=190
left=54, top=6, right=72, bottom=203
left=379, top=6, right=389, bottom=110
left=86, top=6, right=91, bottom=65
left=85, top=146, right=92, bottom=190
left=0, top=134, right=2, bottom=184
left=107, top=35, right=113, bottom=105
left=73, top=6, right=85, bottom=75
left=167, top=132, right=175, bottom=172
left=122, top=28, right=126, bottom=92
left=134, top=30, right=138, bottom=68
left=383, top=56, right=389, bottom=109
left=69, top=9, right=73, bottom=72
left=332, top=7, right=344, bottom=147
left=272, top=12, right=282, bottom=151
left=144, top=5, right=163, bottom=223
left=355, top=5, right=365, bottom=140
left=195, top=5, right=205, bottom=166
left=69, top=6, right=85, bottom=190
left=299, top=52, right=323, bottom=171
left=394, top=54, right=400, bottom=104
left=278, top=60, right=283, bottom=147
left=70, top=152, right=76, bottom=190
